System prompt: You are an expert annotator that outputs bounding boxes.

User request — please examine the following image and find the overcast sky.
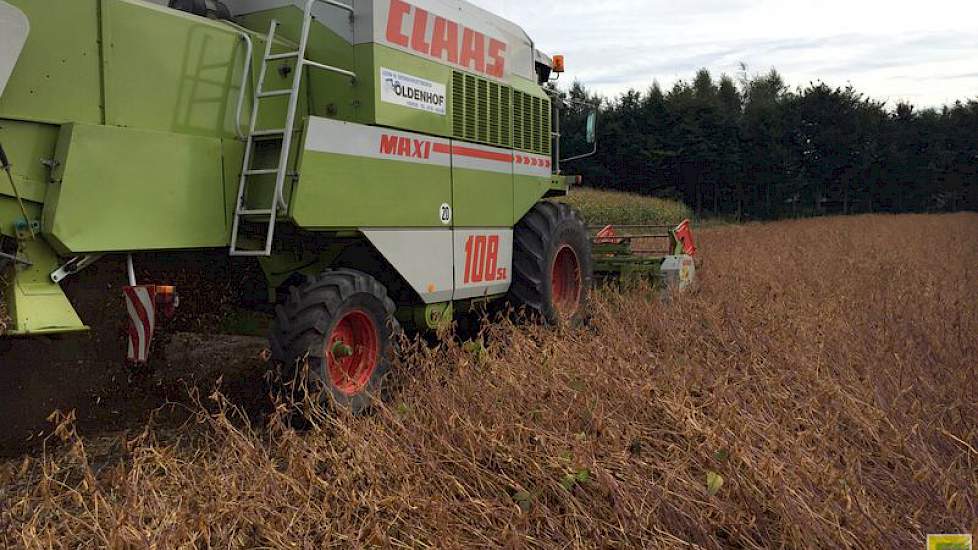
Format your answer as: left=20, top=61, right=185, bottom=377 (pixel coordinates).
left=470, top=0, right=978, bottom=108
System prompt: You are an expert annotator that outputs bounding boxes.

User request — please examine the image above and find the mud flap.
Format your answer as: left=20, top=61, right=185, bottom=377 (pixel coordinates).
left=3, top=237, right=87, bottom=335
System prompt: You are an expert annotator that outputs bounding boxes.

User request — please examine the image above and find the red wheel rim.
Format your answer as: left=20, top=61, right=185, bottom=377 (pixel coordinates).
left=551, top=244, right=582, bottom=319
left=326, top=309, right=379, bottom=396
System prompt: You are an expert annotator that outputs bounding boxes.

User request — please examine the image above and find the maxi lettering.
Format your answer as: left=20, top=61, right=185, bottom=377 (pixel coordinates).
left=379, top=134, right=434, bottom=159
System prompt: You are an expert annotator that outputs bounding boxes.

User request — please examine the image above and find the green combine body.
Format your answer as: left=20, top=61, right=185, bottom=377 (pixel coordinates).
left=0, top=0, right=693, bottom=407
left=1, top=0, right=560, bottom=330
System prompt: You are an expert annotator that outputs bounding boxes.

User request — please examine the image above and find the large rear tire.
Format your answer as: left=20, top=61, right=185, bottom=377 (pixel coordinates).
left=509, top=201, right=593, bottom=325
left=269, top=269, right=399, bottom=413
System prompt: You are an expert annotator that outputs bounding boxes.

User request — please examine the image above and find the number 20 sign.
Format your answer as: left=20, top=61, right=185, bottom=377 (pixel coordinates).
left=463, top=234, right=508, bottom=283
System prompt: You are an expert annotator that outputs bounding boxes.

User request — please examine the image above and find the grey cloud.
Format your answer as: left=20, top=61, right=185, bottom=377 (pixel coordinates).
left=472, top=0, right=978, bottom=107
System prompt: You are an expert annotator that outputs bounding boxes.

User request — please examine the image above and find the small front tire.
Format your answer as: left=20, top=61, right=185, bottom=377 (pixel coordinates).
left=269, top=269, right=399, bottom=413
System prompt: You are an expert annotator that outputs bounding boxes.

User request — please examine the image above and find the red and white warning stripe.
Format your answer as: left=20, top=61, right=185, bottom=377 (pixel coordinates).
left=512, top=151, right=553, bottom=177
left=123, top=285, right=157, bottom=363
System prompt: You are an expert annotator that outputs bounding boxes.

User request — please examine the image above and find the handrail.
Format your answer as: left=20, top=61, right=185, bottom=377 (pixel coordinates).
left=229, top=3, right=353, bottom=141
left=303, top=59, right=356, bottom=80
left=271, top=0, right=354, bottom=207
left=221, top=23, right=255, bottom=141
left=318, top=0, right=354, bottom=14
left=300, top=0, right=356, bottom=81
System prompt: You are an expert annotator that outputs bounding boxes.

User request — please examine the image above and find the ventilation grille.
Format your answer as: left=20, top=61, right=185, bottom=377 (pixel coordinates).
left=452, top=72, right=465, bottom=138
left=464, top=74, right=477, bottom=141
left=451, top=71, right=512, bottom=148
left=512, top=90, right=551, bottom=155
left=451, top=71, right=551, bottom=156
left=542, top=97, right=552, bottom=155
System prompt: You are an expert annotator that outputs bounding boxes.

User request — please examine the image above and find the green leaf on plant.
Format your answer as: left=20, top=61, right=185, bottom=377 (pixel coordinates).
left=714, top=448, right=729, bottom=462
left=560, top=474, right=577, bottom=491
left=706, top=470, right=724, bottom=496
left=462, top=339, right=488, bottom=364
left=513, top=490, right=532, bottom=512
left=462, top=340, right=485, bottom=354
left=560, top=469, right=591, bottom=491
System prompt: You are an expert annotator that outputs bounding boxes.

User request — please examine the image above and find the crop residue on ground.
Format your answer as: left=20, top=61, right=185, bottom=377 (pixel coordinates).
left=1, top=213, right=976, bottom=548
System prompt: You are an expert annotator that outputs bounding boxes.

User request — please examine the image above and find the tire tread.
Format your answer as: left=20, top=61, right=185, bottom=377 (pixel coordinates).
left=509, top=201, right=592, bottom=324
left=270, top=269, right=398, bottom=367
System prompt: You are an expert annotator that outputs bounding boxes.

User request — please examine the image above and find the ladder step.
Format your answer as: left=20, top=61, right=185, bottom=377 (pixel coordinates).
left=230, top=249, right=274, bottom=258
left=251, top=128, right=286, bottom=137
left=257, top=89, right=292, bottom=98
left=237, top=208, right=275, bottom=216
left=266, top=51, right=300, bottom=61
left=229, top=8, right=321, bottom=259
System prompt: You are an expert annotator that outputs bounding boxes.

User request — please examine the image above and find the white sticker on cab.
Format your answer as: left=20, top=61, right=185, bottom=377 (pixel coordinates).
left=380, top=67, right=447, bottom=116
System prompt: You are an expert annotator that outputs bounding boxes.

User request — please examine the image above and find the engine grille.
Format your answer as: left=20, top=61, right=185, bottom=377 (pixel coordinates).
left=451, top=71, right=550, bottom=156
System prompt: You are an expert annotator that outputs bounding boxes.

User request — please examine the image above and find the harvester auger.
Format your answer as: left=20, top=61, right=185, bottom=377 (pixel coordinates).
left=0, top=0, right=696, bottom=412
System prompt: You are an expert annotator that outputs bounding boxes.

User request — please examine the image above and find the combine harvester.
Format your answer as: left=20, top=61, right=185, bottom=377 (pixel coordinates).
left=0, top=0, right=696, bottom=409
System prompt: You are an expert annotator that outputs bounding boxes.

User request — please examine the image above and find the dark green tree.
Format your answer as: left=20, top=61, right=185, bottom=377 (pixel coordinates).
left=557, top=67, right=978, bottom=219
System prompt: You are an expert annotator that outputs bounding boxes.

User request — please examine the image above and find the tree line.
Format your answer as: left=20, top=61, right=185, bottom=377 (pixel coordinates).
left=555, top=68, right=978, bottom=219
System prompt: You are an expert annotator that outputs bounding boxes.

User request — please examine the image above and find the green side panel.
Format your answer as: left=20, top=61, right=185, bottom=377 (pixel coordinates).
left=221, top=138, right=245, bottom=230
left=42, top=123, right=227, bottom=253
left=0, top=120, right=60, bottom=206
left=364, top=45, right=454, bottom=137
left=452, top=167, right=513, bottom=227
left=291, top=157, right=450, bottom=229
left=0, top=0, right=103, bottom=125
left=220, top=14, right=309, bottom=134
left=514, top=174, right=554, bottom=223
left=100, top=0, right=252, bottom=138
left=1, top=208, right=86, bottom=335
left=237, top=8, right=357, bottom=124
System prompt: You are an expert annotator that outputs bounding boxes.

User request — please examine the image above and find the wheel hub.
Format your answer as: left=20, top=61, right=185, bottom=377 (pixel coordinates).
left=551, top=244, right=582, bottom=319
left=326, top=309, right=379, bottom=396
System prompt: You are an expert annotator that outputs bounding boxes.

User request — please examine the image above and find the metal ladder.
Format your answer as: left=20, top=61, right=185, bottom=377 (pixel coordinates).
left=229, top=0, right=356, bottom=257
